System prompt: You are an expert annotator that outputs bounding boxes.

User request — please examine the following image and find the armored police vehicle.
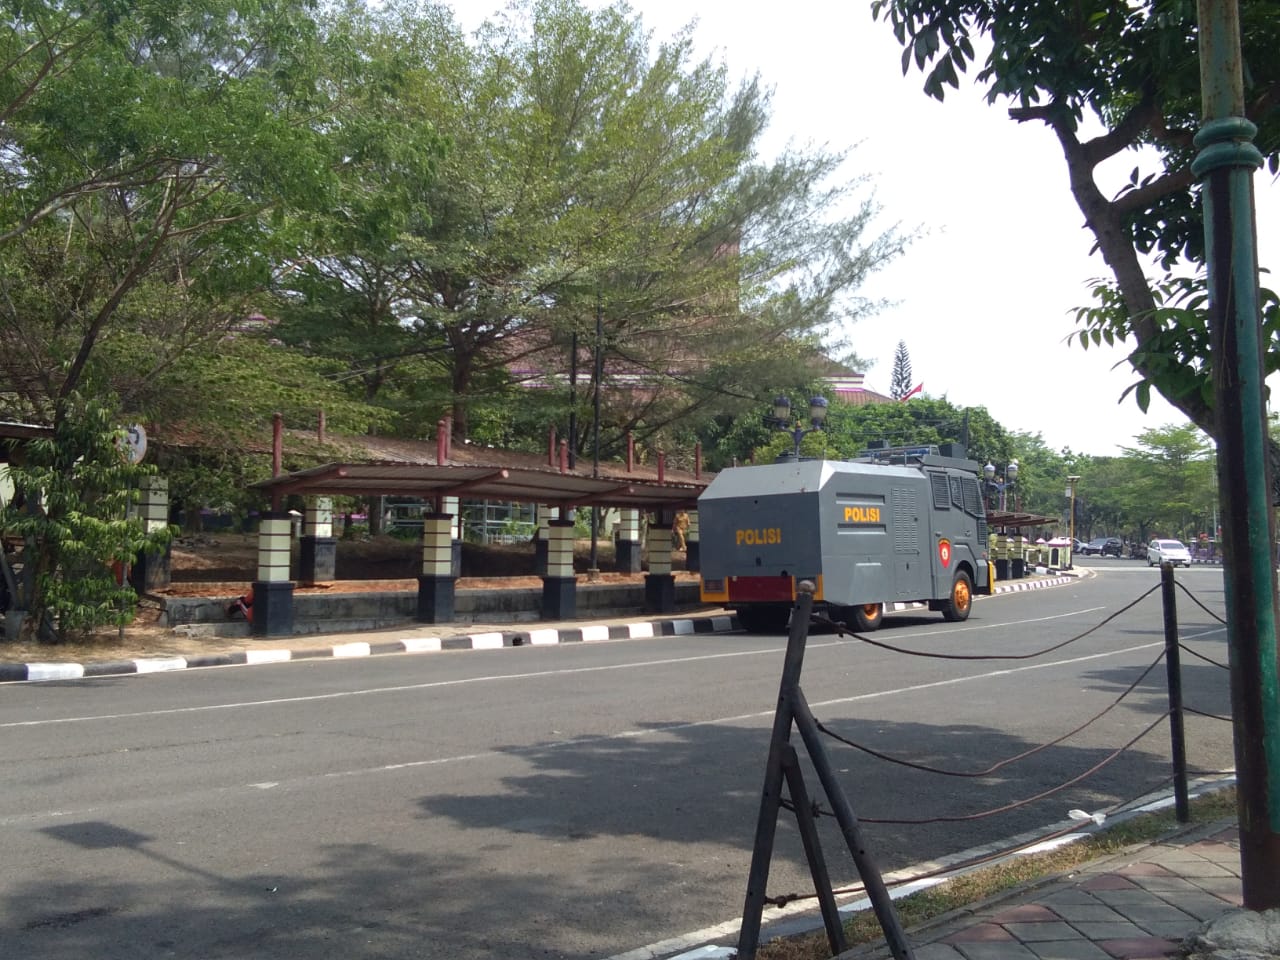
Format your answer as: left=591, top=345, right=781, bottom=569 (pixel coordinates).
left=698, top=443, right=992, bottom=633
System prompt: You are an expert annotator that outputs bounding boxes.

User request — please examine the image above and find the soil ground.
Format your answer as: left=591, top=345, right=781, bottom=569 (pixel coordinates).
left=3, top=534, right=699, bottom=665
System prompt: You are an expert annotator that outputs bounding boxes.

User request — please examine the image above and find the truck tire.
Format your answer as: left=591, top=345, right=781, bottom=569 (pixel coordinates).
left=735, top=604, right=791, bottom=634
left=941, top=571, right=973, bottom=622
left=851, top=603, right=883, bottom=632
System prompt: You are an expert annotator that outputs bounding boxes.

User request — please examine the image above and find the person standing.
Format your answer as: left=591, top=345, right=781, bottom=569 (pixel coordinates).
left=673, top=510, right=690, bottom=551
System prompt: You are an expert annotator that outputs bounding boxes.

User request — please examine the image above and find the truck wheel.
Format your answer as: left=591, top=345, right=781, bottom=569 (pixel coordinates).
left=941, top=571, right=973, bottom=622
left=852, top=603, right=883, bottom=632
left=735, top=605, right=791, bottom=634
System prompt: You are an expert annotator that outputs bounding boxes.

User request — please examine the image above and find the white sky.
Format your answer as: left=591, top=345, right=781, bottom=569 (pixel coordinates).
left=449, top=0, right=1278, bottom=456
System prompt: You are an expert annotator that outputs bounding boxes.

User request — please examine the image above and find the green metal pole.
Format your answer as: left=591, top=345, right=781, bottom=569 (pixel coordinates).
left=1193, top=0, right=1280, bottom=909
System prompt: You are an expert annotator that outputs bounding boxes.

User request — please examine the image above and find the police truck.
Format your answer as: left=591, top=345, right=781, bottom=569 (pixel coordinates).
left=697, top=443, right=992, bottom=632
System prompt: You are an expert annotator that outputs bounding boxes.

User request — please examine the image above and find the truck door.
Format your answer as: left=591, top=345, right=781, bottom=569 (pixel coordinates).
left=926, top=470, right=987, bottom=596
left=891, top=483, right=928, bottom=599
left=926, top=471, right=957, bottom=598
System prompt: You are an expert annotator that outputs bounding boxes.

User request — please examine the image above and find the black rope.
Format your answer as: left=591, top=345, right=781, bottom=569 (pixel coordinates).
left=858, top=713, right=1169, bottom=824
left=815, top=653, right=1166, bottom=778
left=1184, top=705, right=1232, bottom=722
left=817, top=583, right=1161, bottom=662
left=1179, top=642, right=1230, bottom=670
left=763, top=772, right=1185, bottom=909
left=1174, top=580, right=1228, bottom=624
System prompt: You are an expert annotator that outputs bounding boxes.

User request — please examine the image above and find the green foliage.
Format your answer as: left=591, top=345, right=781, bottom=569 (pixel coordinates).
left=707, top=394, right=1085, bottom=524
left=1, top=397, right=174, bottom=641
left=1073, top=276, right=1280, bottom=411
left=1070, top=424, right=1215, bottom=542
left=0, top=0, right=347, bottom=427
left=871, top=0, right=1280, bottom=465
left=276, top=0, right=908, bottom=452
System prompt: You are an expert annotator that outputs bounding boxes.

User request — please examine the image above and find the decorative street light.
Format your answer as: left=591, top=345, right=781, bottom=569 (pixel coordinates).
left=1066, top=475, right=1081, bottom=550
left=983, top=459, right=1019, bottom=512
left=764, top=395, right=829, bottom=460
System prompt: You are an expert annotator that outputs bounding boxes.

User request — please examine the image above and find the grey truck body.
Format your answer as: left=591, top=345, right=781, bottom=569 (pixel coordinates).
left=697, top=451, right=991, bottom=624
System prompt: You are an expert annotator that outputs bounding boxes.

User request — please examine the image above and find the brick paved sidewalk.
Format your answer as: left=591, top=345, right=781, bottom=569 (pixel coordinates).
left=844, top=820, right=1243, bottom=960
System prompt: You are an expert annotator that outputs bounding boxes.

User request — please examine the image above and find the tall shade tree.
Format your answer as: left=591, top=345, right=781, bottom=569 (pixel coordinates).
left=871, top=0, right=1280, bottom=494
left=268, top=0, right=449, bottom=434
left=277, top=0, right=908, bottom=454
left=0, top=0, right=383, bottom=640
left=0, top=0, right=342, bottom=423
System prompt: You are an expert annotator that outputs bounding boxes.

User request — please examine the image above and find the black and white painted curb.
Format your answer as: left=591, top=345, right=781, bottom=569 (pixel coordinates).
left=0, top=614, right=738, bottom=683
left=0, top=574, right=1079, bottom=683
left=992, top=573, right=1076, bottom=593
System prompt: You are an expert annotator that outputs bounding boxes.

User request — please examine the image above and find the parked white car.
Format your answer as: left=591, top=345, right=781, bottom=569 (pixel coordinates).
left=1147, top=538, right=1192, bottom=567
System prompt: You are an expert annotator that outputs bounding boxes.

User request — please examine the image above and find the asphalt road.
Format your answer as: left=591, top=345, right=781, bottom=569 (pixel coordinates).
left=0, top=561, right=1236, bottom=960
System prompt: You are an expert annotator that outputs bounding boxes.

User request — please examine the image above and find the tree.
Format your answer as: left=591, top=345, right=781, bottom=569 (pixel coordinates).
left=871, top=0, right=1280, bottom=492
left=277, top=0, right=908, bottom=457
left=1069, top=424, right=1214, bottom=543
left=1, top=399, right=173, bottom=642
left=890, top=340, right=914, bottom=399
left=0, top=0, right=361, bottom=640
left=0, top=0, right=339, bottom=417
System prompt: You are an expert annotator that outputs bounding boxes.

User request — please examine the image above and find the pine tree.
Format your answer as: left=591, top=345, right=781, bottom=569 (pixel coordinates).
left=890, top=340, right=913, bottom=400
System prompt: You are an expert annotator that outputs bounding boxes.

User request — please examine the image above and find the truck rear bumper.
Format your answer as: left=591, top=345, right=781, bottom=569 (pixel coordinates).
left=700, top=574, right=823, bottom=604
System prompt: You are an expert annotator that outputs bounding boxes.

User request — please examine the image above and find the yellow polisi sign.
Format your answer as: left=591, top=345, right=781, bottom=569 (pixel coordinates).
left=735, top=527, right=782, bottom=546
left=843, top=506, right=881, bottom=523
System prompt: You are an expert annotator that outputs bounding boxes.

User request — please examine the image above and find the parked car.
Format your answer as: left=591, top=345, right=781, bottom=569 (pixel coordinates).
left=1148, top=538, right=1193, bottom=567
left=1071, top=538, right=1089, bottom=553
left=1081, top=536, right=1122, bottom=556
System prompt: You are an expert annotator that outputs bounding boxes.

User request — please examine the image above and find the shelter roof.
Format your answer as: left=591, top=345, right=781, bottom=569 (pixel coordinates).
left=250, top=460, right=703, bottom=510
left=246, top=430, right=708, bottom=511
left=986, top=510, right=1059, bottom=530
left=0, top=420, right=53, bottom=442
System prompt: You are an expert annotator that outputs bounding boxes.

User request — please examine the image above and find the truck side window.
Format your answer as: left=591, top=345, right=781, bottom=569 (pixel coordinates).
left=929, top=473, right=950, bottom=510
left=950, top=476, right=964, bottom=509
left=962, top=477, right=983, bottom=516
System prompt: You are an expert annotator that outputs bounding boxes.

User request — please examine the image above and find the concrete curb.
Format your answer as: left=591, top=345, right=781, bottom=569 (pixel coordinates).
left=0, top=573, right=1079, bottom=683
left=0, top=613, right=740, bottom=683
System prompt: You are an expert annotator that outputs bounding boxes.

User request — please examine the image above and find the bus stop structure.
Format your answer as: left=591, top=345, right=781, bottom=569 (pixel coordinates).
left=244, top=426, right=709, bottom=636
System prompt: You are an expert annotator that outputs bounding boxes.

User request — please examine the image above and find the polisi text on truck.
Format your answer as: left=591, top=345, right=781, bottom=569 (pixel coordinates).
left=736, top=527, right=782, bottom=546
left=843, top=506, right=881, bottom=523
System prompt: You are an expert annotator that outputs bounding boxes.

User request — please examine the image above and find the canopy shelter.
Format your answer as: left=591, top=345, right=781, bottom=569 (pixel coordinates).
left=984, top=509, right=1060, bottom=531
left=248, top=460, right=704, bottom=512
left=240, top=418, right=710, bottom=513
left=244, top=439, right=711, bottom=634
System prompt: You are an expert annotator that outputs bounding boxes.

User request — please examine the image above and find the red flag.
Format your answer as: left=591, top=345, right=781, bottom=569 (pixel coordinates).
left=900, top=382, right=923, bottom=401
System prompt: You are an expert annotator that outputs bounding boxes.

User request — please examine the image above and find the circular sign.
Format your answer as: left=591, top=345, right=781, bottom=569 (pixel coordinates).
left=121, top=424, right=147, bottom=464
left=937, top=538, right=952, bottom=568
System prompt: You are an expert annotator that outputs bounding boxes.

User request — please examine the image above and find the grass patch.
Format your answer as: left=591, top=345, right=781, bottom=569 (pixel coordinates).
left=756, top=787, right=1237, bottom=960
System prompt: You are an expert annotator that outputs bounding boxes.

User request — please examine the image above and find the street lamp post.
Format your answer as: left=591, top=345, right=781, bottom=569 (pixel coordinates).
left=1066, top=475, right=1081, bottom=553
left=764, top=395, right=829, bottom=460
left=982, top=460, right=1019, bottom=513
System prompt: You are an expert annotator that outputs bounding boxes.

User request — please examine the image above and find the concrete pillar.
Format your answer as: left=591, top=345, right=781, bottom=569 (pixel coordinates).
left=298, top=496, right=336, bottom=585
left=993, top=534, right=1009, bottom=580
left=534, top=504, right=557, bottom=575
left=417, top=512, right=456, bottom=623
left=541, top=517, right=576, bottom=619
left=684, top=509, right=701, bottom=572
left=614, top=507, right=642, bottom=573
left=645, top=514, right=675, bottom=613
left=442, top=496, right=462, bottom=576
left=252, top=512, right=294, bottom=637
left=130, top=475, right=171, bottom=592
left=1011, top=535, right=1027, bottom=578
